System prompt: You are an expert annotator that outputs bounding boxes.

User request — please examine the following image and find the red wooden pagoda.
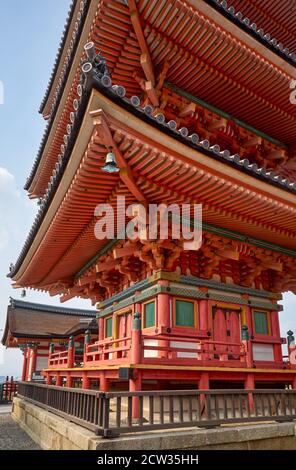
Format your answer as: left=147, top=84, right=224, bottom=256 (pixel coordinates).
left=8, top=0, right=296, bottom=397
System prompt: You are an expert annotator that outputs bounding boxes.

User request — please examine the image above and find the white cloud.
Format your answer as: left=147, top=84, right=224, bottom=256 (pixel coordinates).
left=0, top=167, right=19, bottom=197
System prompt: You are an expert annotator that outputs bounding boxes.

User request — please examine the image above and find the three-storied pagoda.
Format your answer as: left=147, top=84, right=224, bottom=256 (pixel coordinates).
left=8, top=0, right=296, bottom=393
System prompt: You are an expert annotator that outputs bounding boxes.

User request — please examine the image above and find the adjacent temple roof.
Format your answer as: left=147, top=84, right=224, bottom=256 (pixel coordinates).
left=1, top=298, right=96, bottom=347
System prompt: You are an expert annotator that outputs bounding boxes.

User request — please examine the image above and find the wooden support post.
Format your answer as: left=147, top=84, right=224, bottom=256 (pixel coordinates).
left=99, top=317, right=104, bottom=341
left=31, top=345, right=37, bottom=381
left=21, top=349, right=28, bottom=382
left=199, top=300, right=208, bottom=331
left=199, top=372, right=209, bottom=416
left=271, top=311, right=282, bottom=363
left=198, top=300, right=210, bottom=361
left=131, top=312, right=142, bottom=364
left=245, top=373, right=255, bottom=412
left=241, top=325, right=252, bottom=367
left=100, top=373, right=109, bottom=392
left=129, top=371, right=142, bottom=420
left=45, top=374, right=51, bottom=386
left=84, top=329, right=91, bottom=365
left=199, top=372, right=210, bottom=390
left=292, top=376, right=296, bottom=390
left=56, top=374, right=62, bottom=387
left=157, top=282, right=170, bottom=359
left=66, top=373, right=73, bottom=388
left=67, top=336, right=75, bottom=368
left=82, top=372, right=90, bottom=390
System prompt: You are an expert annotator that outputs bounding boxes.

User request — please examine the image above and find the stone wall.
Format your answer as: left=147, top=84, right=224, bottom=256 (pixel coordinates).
left=12, top=397, right=296, bottom=450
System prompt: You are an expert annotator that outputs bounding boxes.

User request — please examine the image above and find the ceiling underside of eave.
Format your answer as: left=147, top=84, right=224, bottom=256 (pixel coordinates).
left=31, top=0, right=296, bottom=198
left=14, top=110, right=296, bottom=291
left=229, top=0, right=296, bottom=53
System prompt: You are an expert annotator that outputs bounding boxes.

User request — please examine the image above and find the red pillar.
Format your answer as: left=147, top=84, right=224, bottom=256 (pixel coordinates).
left=82, top=371, right=90, bottom=390
left=245, top=373, right=255, bottom=411
left=157, top=282, right=170, bottom=359
left=45, top=374, right=51, bottom=385
left=67, top=336, right=75, bottom=368
left=56, top=373, right=62, bottom=387
left=66, top=373, right=73, bottom=388
left=199, top=372, right=209, bottom=416
left=84, top=330, right=91, bottom=365
left=292, top=376, right=296, bottom=390
left=21, top=349, right=28, bottom=382
left=27, top=347, right=36, bottom=381
left=129, top=372, right=142, bottom=420
left=199, top=372, right=209, bottom=390
left=241, top=307, right=253, bottom=368
left=100, top=373, right=109, bottom=392
left=131, top=312, right=142, bottom=364
left=30, top=346, right=37, bottom=380
left=199, top=300, right=208, bottom=331
left=98, top=317, right=104, bottom=341
left=271, top=311, right=282, bottom=363
left=157, top=281, right=170, bottom=330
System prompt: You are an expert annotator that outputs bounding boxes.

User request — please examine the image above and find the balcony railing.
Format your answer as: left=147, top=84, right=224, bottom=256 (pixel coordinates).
left=141, top=334, right=247, bottom=366
left=46, top=330, right=296, bottom=371
left=18, top=382, right=296, bottom=438
left=85, top=336, right=131, bottom=365
left=48, top=350, right=69, bottom=369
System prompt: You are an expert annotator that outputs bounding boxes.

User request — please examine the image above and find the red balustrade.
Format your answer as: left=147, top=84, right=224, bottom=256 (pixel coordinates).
left=48, top=350, right=70, bottom=369
left=48, top=334, right=249, bottom=369
left=141, top=334, right=247, bottom=366
left=84, top=336, right=132, bottom=366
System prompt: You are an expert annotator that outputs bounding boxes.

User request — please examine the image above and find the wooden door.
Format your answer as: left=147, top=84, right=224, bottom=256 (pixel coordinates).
left=212, top=307, right=241, bottom=358
left=117, top=313, right=131, bottom=358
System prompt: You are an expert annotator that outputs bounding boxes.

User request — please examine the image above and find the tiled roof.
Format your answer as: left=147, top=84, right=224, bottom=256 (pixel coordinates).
left=39, top=0, right=77, bottom=113
left=205, top=0, right=296, bottom=66
left=1, top=298, right=96, bottom=346
left=9, top=298, right=96, bottom=316
left=25, top=0, right=91, bottom=191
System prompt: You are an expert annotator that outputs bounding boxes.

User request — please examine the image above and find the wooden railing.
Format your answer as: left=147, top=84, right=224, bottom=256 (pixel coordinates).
left=141, top=334, right=247, bottom=365
left=48, top=350, right=69, bottom=368
left=0, top=377, right=18, bottom=404
left=84, top=337, right=131, bottom=365
left=18, top=383, right=296, bottom=438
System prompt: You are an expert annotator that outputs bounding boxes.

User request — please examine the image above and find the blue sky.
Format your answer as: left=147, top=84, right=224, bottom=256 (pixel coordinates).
left=0, top=0, right=91, bottom=376
left=0, top=1, right=295, bottom=377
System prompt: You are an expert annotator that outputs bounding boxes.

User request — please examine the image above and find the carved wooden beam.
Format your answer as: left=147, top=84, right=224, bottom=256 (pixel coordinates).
left=127, top=0, right=159, bottom=106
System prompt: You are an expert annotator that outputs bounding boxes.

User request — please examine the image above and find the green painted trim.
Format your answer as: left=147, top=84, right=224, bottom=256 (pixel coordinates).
left=143, top=301, right=156, bottom=328
left=179, top=276, right=279, bottom=299
left=165, top=82, right=287, bottom=150
left=97, top=274, right=281, bottom=313
left=97, top=283, right=281, bottom=318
